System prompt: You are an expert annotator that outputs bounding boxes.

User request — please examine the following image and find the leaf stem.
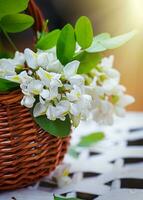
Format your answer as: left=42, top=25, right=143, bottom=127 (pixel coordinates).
left=2, top=28, right=18, bottom=51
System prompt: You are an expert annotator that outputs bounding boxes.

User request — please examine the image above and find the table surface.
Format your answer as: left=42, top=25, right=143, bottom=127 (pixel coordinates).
left=1, top=112, right=143, bottom=200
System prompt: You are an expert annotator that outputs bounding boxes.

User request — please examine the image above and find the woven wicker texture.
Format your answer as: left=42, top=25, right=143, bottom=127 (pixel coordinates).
left=0, top=90, right=70, bottom=190
left=0, top=0, right=70, bottom=191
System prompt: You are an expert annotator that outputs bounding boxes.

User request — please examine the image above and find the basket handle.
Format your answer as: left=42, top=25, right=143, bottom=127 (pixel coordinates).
left=27, top=0, right=48, bottom=35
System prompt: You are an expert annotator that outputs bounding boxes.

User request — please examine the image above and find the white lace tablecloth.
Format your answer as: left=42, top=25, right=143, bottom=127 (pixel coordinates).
left=1, top=112, right=143, bottom=200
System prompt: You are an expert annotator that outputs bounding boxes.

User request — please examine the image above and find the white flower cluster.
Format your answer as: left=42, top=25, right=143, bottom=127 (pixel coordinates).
left=0, top=47, right=134, bottom=127
left=85, top=56, right=134, bottom=125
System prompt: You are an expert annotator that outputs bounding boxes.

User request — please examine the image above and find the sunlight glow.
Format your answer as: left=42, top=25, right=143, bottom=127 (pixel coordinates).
left=129, top=0, right=143, bottom=27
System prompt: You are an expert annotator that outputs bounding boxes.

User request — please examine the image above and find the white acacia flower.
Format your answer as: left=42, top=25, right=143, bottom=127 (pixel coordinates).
left=33, top=102, right=48, bottom=117
left=25, top=48, right=63, bottom=72
left=117, top=94, right=135, bottom=107
left=47, top=59, right=63, bottom=73
left=63, top=60, right=80, bottom=79
left=19, top=71, right=33, bottom=83
left=80, top=94, right=92, bottom=119
left=37, top=67, right=62, bottom=86
left=0, top=59, right=16, bottom=78
left=19, top=71, right=34, bottom=95
left=49, top=86, right=59, bottom=100
left=37, top=52, right=49, bottom=68
left=21, top=95, right=35, bottom=108
left=40, top=89, right=50, bottom=100
left=37, top=67, right=62, bottom=100
left=5, top=74, right=20, bottom=83
left=104, top=68, right=120, bottom=80
left=63, top=60, right=85, bottom=89
left=24, top=48, right=38, bottom=69
left=85, top=85, right=104, bottom=101
left=40, top=91, right=61, bottom=105
left=55, top=100, right=70, bottom=120
left=69, top=94, right=92, bottom=127
left=66, top=85, right=82, bottom=102
left=114, top=94, right=135, bottom=117
left=25, top=48, right=50, bottom=69
left=37, top=49, right=63, bottom=72
left=46, top=104, right=57, bottom=120
left=46, top=101, right=70, bottom=121
left=69, top=74, right=84, bottom=87
left=27, top=80, right=43, bottom=95
left=71, top=94, right=91, bottom=116
left=13, top=51, right=25, bottom=66
left=50, top=164, right=72, bottom=188
left=92, top=99, right=114, bottom=125
left=100, top=55, right=114, bottom=68
left=70, top=102, right=81, bottom=117
left=1, top=52, right=25, bottom=81
left=92, top=56, right=120, bottom=93
left=102, top=78, right=119, bottom=94
left=84, top=54, right=135, bottom=125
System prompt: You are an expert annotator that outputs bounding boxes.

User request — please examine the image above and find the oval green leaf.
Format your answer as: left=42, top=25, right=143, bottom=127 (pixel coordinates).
left=0, top=0, right=29, bottom=19
left=36, top=29, right=61, bottom=50
left=74, top=51, right=101, bottom=74
left=75, top=16, right=93, bottom=49
left=101, top=30, right=137, bottom=49
left=78, top=132, right=105, bottom=147
left=34, top=115, right=71, bottom=137
left=56, top=24, right=76, bottom=65
left=0, top=14, right=34, bottom=33
left=86, top=31, right=137, bottom=53
left=0, top=78, right=19, bottom=92
left=86, top=33, right=110, bottom=53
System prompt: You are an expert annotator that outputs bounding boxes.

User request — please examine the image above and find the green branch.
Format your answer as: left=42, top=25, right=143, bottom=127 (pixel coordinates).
left=1, top=28, right=18, bottom=51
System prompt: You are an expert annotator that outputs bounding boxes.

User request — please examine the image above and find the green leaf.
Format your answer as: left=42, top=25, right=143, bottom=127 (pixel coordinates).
left=93, top=33, right=111, bottom=40
left=101, top=30, right=137, bottom=49
left=36, top=29, right=61, bottom=50
left=0, top=14, right=34, bottom=33
left=86, top=31, right=137, bottom=53
left=54, top=196, right=82, bottom=200
left=0, top=51, right=13, bottom=58
left=86, top=33, right=110, bottom=52
left=56, top=24, right=76, bottom=65
left=78, top=132, right=105, bottom=147
left=68, top=132, right=105, bottom=158
left=34, top=115, right=71, bottom=137
left=74, top=51, right=101, bottom=74
left=0, top=0, right=29, bottom=19
left=75, top=16, right=93, bottom=49
left=0, top=78, right=19, bottom=92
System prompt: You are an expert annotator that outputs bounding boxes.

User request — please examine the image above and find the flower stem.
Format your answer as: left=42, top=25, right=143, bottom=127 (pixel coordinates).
left=2, top=29, right=18, bottom=51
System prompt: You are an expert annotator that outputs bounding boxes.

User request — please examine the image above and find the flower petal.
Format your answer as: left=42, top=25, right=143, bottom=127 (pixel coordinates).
left=63, top=60, right=80, bottom=79
left=21, top=95, right=35, bottom=108
left=24, top=48, right=38, bottom=69
left=33, top=102, right=48, bottom=117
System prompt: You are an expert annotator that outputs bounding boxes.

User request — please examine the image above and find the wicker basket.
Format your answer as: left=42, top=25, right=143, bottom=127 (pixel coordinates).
left=0, top=1, right=70, bottom=191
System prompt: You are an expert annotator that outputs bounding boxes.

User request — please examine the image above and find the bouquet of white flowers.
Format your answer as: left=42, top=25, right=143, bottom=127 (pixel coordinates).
left=0, top=15, right=135, bottom=137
